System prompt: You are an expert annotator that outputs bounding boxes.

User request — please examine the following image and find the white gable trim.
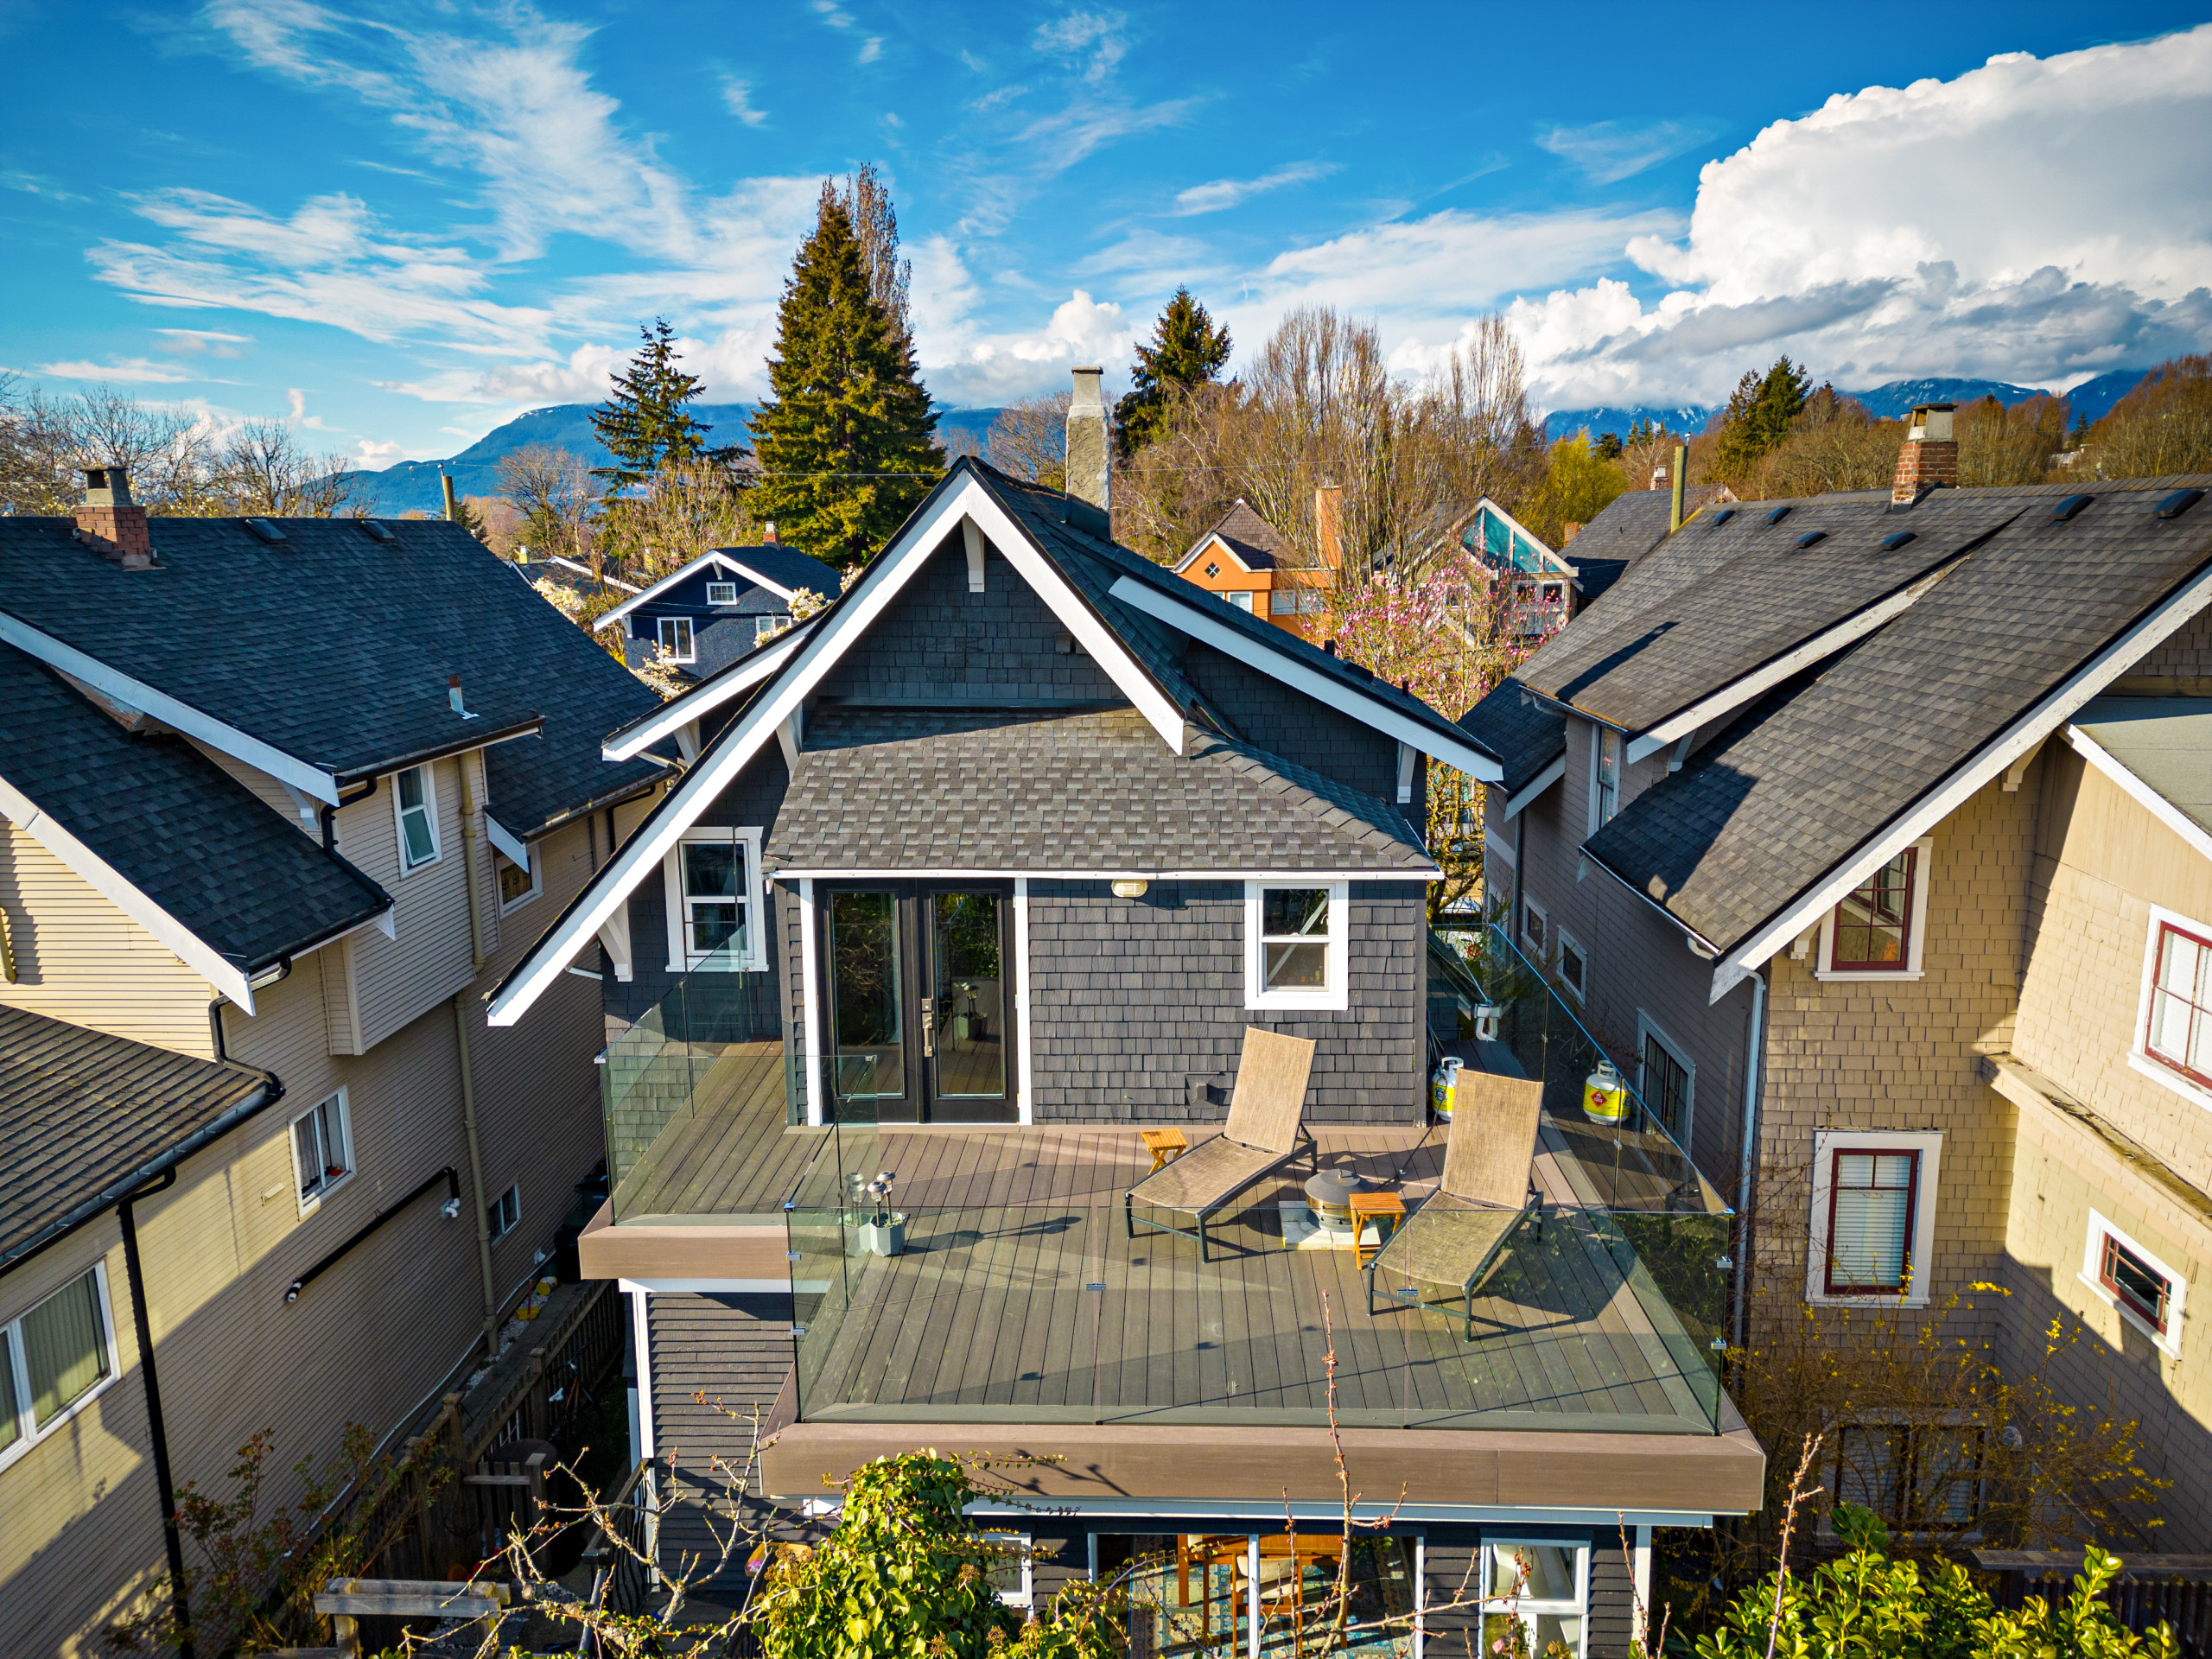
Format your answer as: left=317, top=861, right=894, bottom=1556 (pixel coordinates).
left=483, top=813, right=531, bottom=868
left=0, top=611, right=339, bottom=804
left=1173, top=532, right=1259, bottom=577
left=601, top=621, right=818, bottom=761
left=715, top=551, right=810, bottom=602
left=593, top=550, right=760, bottom=631
left=1709, top=557, right=2212, bottom=1002
left=1104, top=576, right=1503, bottom=782
left=1503, top=756, right=1567, bottom=820
left=547, top=556, right=639, bottom=594
left=490, top=475, right=1188, bottom=1026
left=1464, top=497, right=1573, bottom=576
left=0, top=773, right=257, bottom=1013
left=2067, top=722, right=2212, bottom=868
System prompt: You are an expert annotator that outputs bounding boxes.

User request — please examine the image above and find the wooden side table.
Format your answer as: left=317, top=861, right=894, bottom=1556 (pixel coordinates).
left=1141, top=1128, right=1189, bottom=1173
left=1349, top=1191, right=1405, bottom=1267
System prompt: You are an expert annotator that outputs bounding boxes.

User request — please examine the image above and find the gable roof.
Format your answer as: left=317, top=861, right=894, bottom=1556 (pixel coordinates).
left=2067, top=696, right=2212, bottom=864
left=0, top=1005, right=276, bottom=1271
left=1174, top=499, right=1300, bottom=575
left=490, top=457, right=1496, bottom=1026
left=764, top=707, right=1436, bottom=877
left=1458, top=678, right=1569, bottom=811
left=0, top=514, right=666, bottom=838
left=0, top=650, right=390, bottom=1012
left=590, top=546, right=840, bottom=632
left=1571, top=476, right=2212, bottom=989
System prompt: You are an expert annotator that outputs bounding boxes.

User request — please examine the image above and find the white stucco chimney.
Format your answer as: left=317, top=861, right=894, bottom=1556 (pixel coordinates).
left=1065, top=367, right=1110, bottom=511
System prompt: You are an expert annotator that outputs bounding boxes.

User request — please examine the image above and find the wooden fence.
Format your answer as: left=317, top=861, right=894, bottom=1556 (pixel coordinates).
left=577, top=1459, right=661, bottom=1628
left=1975, top=1551, right=2212, bottom=1656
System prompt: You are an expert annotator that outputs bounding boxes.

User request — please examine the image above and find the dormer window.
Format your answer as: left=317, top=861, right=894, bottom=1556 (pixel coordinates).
left=706, top=581, right=740, bottom=606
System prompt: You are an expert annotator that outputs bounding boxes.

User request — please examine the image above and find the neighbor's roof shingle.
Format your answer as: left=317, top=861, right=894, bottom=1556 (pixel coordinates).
left=763, top=706, right=1434, bottom=874
left=2072, top=696, right=2212, bottom=845
left=0, top=651, right=389, bottom=971
left=1458, top=678, right=1567, bottom=800
left=1189, top=499, right=1301, bottom=572
left=0, top=1005, right=274, bottom=1268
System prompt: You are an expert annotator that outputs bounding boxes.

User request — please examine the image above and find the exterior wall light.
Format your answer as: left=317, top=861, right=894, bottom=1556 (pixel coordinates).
left=1111, top=879, right=1149, bottom=899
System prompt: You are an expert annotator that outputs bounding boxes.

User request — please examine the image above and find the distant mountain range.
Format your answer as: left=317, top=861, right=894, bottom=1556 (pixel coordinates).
left=1542, top=369, right=2152, bottom=445
left=335, top=401, right=1004, bottom=514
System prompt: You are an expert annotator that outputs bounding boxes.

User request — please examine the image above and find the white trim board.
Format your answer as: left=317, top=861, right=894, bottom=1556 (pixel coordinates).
left=1503, top=756, right=1566, bottom=819
left=490, top=476, right=1194, bottom=1027
left=1014, top=876, right=1034, bottom=1125
left=2068, top=723, right=2212, bottom=868
left=483, top=813, right=531, bottom=868
left=593, top=550, right=815, bottom=632
left=960, top=1497, right=1732, bottom=1526
left=1106, top=575, right=1504, bottom=782
left=1709, top=558, right=2212, bottom=1003
left=0, top=772, right=257, bottom=1012
left=766, top=865, right=1441, bottom=883
left=0, top=610, right=339, bottom=804
left=601, top=622, right=817, bottom=761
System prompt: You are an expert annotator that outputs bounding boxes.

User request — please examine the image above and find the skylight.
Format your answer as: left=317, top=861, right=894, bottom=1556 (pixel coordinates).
left=2155, top=488, right=2204, bottom=521
left=1878, top=531, right=1916, bottom=552
left=1710, top=508, right=1736, bottom=527
left=359, top=519, right=396, bottom=543
left=2050, top=494, right=2094, bottom=523
left=1764, top=505, right=1792, bottom=525
left=246, top=518, right=287, bottom=543
left=1795, top=531, right=1827, bottom=549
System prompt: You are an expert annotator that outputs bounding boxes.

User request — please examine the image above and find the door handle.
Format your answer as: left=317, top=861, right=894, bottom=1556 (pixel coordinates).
left=920, top=997, right=934, bottom=1058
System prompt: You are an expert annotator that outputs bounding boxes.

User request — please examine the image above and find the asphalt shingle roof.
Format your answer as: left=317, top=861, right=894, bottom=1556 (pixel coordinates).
left=0, top=1005, right=274, bottom=1268
left=1190, top=499, right=1300, bottom=572
left=763, top=705, right=1434, bottom=874
left=1458, top=678, right=1568, bottom=799
left=0, top=651, right=389, bottom=970
left=2073, top=695, right=2212, bottom=843
left=714, top=544, right=841, bottom=600
left=1582, top=476, right=2212, bottom=954
left=0, top=514, right=666, bottom=838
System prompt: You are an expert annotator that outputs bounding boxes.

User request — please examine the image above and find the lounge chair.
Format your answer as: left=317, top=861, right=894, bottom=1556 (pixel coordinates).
left=1125, top=1027, right=1318, bottom=1262
left=1365, top=1070, right=1545, bottom=1338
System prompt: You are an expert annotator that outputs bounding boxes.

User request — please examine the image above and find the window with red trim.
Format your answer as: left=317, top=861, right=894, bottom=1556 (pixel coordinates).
left=1831, top=849, right=1918, bottom=970
left=1826, top=1149, right=1919, bottom=1295
left=2100, top=1231, right=2173, bottom=1335
left=2144, top=920, right=2212, bottom=1090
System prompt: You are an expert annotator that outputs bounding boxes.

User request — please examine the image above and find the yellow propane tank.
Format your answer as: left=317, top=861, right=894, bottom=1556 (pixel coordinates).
left=1431, top=1056, right=1463, bottom=1120
left=1583, top=1058, right=1630, bottom=1128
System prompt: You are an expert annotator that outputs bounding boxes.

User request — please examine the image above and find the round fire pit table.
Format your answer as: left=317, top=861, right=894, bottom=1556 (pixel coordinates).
left=1304, top=1170, right=1371, bottom=1235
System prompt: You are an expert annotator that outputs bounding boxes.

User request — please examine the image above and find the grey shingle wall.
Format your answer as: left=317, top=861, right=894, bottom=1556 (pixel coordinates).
left=813, top=530, right=1127, bottom=704
left=649, top=1290, right=793, bottom=1577
left=1182, top=642, right=1402, bottom=802
left=1423, top=1526, right=1636, bottom=1658
left=1026, top=879, right=1424, bottom=1124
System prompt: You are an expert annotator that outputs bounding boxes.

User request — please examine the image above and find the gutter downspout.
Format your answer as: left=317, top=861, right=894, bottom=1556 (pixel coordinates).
left=319, top=775, right=378, bottom=855
left=453, top=753, right=499, bottom=1360
left=1732, top=967, right=1768, bottom=1351
left=118, top=1170, right=194, bottom=1659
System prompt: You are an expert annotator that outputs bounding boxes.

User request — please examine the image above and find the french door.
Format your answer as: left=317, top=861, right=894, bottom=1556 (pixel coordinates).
left=821, top=882, right=1017, bottom=1123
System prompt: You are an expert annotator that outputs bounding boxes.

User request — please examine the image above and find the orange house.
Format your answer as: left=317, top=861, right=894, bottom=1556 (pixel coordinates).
left=1172, top=488, right=1343, bottom=638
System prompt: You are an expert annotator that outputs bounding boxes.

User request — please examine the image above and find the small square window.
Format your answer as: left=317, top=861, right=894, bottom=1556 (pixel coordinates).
left=497, top=846, right=541, bottom=912
left=291, top=1090, right=354, bottom=1211
left=394, top=765, right=440, bottom=872
left=1204, top=562, right=1221, bottom=578
left=1556, top=930, right=1586, bottom=1000
left=1224, top=590, right=1253, bottom=613
left=487, top=1183, right=522, bottom=1242
left=754, top=613, right=793, bottom=642
left=981, top=1533, right=1032, bottom=1609
left=1245, top=881, right=1348, bottom=1010
left=1, top=1267, right=117, bottom=1465
left=657, top=615, right=696, bottom=663
left=1480, top=1541, right=1588, bottom=1658
left=1270, top=589, right=1298, bottom=615
left=2082, top=1209, right=2185, bottom=1357
left=1818, top=839, right=1933, bottom=981
left=1299, top=590, right=1326, bottom=613
left=705, top=581, right=740, bottom=605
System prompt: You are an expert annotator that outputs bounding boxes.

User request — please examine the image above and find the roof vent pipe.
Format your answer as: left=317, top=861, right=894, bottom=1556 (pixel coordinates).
left=1065, top=367, right=1110, bottom=511
left=449, top=675, right=477, bottom=720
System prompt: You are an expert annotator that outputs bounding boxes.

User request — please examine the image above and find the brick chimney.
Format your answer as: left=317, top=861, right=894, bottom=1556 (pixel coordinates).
left=761, top=521, right=778, bottom=544
left=74, top=467, right=154, bottom=569
left=1314, top=482, right=1344, bottom=571
left=1065, top=367, right=1110, bottom=510
left=1891, top=403, right=1958, bottom=505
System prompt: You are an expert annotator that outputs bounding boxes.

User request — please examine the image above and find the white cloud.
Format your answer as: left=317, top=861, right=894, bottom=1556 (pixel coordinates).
left=910, top=237, right=1135, bottom=404
left=154, top=327, right=253, bottom=356
left=721, top=76, right=767, bottom=127
left=859, top=36, right=883, bottom=64
left=34, top=356, right=202, bottom=384
left=810, top=0, right=854, bottom=27
left=351, top=436, right=410, bottom=466
left=1033, top=11, right=1128, bottom=85
left=1171, top=162, right=1338, bottom=217
left=1536, top=119, right=1718, bottom=184
left=381, top=338, right=628, bottom=405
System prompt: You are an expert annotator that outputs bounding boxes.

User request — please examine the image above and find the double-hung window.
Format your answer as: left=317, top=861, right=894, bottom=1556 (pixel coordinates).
left=1818, top=838, right=1932, bottom=979
left=705, top=581, right=740, bottom=606
left=1244, top=882, right=1349, bottom=1011
left=2139, top=912, right=2212, bottom=1096
left=1830, top=1421, right=1985, bottom=1534
left=664, top=827, right=766, bottom=972
left=291, top=1090, right=354, bottom=1211
left=2082, top=1210, right=2185, bottom=1357
left=394, top=765, right=440, bottom=873
left=1479, top=1540, right=1588, bottom=1659
left=1809, top=1130, right=1942, bottom=1304
left=1637, top=1015, right=1694, bottom=1142
left=656, top=615, right=696, bottom=664
left=487, top=1183, right=522, bottom=1242
left=1588, top=727, right=1622, bottom=832
left=1, top=1266, right=118, bottom=1469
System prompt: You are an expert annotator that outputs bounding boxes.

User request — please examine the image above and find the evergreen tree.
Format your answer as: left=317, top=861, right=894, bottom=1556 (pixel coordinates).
left=589, top=318, right=730, bottom=498
left=1713, top=355, right=1812, bottom=478
left=1115, top=286, right=1232, bottom=460
left=748, top=188, right=944, bottom=568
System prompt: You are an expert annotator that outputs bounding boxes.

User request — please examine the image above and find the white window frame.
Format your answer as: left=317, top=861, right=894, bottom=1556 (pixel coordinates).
left=981, top=1531, right=1033, bottom=1610
left=663, top=826, right=766, bottom=973
left=657, top=614, right=696, bottom=664
left=487, top=1182, right=523, bottom=1243
left=1243, top=880, right=1350, bottom=1011
left=1816, top=836, right=1933, bottom=981
left=1478, top=1537, right=1589, bottom=1659
left=1224, top=589, right=1255, bottom=613
left=1521, top=892, right=1548, bottom=957
left=1808, top=1129, right=1942, bottom=1307
left=1586, top=724, right=1623, bottom=835
left=1554, top=925, right=1587, bottom=1003
left=2080, top=1209, right=2185, bottom=1359
left=2131, top=904, right=2212, bottom=1114
left=0, top=1262, right=122, bottom=1474
left=496, top=842, right=542, bottom=913
left=392, top=764, right=442, bottom=874
left=290, top=1088, right=356, bottom=1216
left=753, top=612, right=793, bottom=643
left=1636, top=1012, right=1695, bottom=1146
left=704, top=581, right=741, bottom=606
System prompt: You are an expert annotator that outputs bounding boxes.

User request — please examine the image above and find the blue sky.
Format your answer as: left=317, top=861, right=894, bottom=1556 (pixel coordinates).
left=4, top=0, right=2209, bottom=467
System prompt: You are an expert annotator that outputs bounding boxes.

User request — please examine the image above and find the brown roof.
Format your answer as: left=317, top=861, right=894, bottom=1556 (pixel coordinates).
left=1189, top=499, right=1301, bottom=572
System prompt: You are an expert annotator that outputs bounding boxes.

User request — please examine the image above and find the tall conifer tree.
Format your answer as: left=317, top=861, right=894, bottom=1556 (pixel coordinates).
left=589, top=318, right=730, bottom=499
left=1115, top=287, right=1232, bottom=460
left=749, top=187, right=943, bottom=568
left=1713, top=355, right=1812, bottom=478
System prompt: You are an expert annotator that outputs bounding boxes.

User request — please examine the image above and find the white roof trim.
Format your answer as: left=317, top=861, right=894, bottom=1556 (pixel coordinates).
left=715, top=551, right=808, bottom=602
left=1104, top=576, right=1503, bottom=782
left=490, top=476, right=1189, bottom=1026
left=1463, top=496, right=1573, bottom=576
left=593, top=550, right=766, bottom=631
left=765, top=866, right=1443, bottom=882
left=1624, top=566, right=1949, bottom=763
left=547, top=556, right=640, bottom=594
left=0, top=772, right=257, bottom=1014
left=1503, top=755, right=1567, bottom=819
left=601, top=621, right=818, bottom=761
left=484, top=813, right=531, bottom=868
left=0, top=611, right=339, bottom=805
left=1172, top=531, right=1259, bottom=577
left=1709, top=558, right=2212, bottom=1002
left=2067, top=722, right=2212, bottom=868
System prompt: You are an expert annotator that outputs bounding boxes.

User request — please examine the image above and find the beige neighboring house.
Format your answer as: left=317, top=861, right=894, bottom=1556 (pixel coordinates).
left=0, top=471, right=668, bottom=1655
left=1463, top=418, right=2212, bottom=1542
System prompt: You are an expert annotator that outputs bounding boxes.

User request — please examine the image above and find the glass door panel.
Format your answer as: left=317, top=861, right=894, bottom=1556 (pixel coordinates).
left=926, top=889, right=1015, bottom=1122
left=828, top=890, right=909, bottom=1118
